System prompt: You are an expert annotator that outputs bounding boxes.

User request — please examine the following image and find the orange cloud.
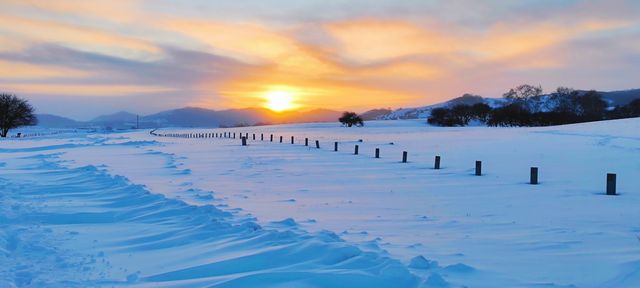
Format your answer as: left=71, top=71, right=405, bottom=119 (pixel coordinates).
left=325, top=19, right=457, bottom=63
left=1, top=83, right=175, bottom=96
left=0, top=14, right=161, bottom=61
left=0, top=60, right=91, bottom=79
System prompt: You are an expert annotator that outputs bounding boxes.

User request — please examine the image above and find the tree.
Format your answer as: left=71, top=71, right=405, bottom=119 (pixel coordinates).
left=470, top=103, right=492, bottom=122
left=503, top=84, right=543, bottom=101
left=503, top=84, right=544, bottom=112
left=575, top=90, right=607, bottom=120
left=0, top=94, right=37, bottom=137
left=339, top=111, right=364, bottom=127
left=487, top=103, right=531, bottom=127
left=550, top=86, right=579, bottom=113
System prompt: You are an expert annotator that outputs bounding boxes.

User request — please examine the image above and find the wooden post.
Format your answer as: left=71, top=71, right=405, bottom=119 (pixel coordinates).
left=242, top=137, right=247, bottom=146
left=354, top=145, right=359, bottom=155
left=253, top=134, right=256, bottom=140
left=435, top=156, right=441, bottom=169
left=475, top=161, right=482, bottom=176
left=270, top=134, right=273, bottom=142
left=607, top=173, right=617, bottom=195
left=291, top=136, right=294, bottom=144
left=280, top=136, right=283, bottom=143
left=233, top=133, right=236, bottom=139
left=261, top=133, right=264, bottom=141
left=334, top=142, right=338, bottom=152
left=375, top=148, right=380, bottom=158
left=315, top=140, right=320, bottom=149
left=305, top=138, right=308, bottom=146
left=530, top=167, right=538, bottom=185
left=402, top=151, right=408, bottom=163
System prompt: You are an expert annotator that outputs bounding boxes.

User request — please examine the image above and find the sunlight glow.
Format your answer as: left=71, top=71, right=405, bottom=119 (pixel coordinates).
left=263, top=89, right=297, bottom=112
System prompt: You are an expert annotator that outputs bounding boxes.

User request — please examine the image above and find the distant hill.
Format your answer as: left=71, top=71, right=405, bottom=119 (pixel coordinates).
left=143, top=107, right=343, bottom=127
left=360, top=109, right=392, bottom=120
left=34, top=88, right=640, bottom=127
left=35, top=114, right=80, bottom=128
left=599, top=89, right=640, bottom=106
left=379, top=89, right=640, bottom=120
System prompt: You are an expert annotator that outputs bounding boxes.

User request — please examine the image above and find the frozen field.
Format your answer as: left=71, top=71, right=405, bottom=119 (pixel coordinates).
left=2, top=118, right=640, bottom=287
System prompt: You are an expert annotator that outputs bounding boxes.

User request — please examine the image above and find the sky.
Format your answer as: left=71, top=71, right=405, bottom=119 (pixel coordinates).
left=0, top=0, right=639, bottom=120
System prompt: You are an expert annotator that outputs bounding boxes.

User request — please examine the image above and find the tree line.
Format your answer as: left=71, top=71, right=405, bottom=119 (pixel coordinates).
left=428, top=85, right=640, bottom=127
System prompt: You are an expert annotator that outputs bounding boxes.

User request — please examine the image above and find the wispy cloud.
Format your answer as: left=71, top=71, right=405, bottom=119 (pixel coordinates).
left=0, top=0, right=638, bottom=118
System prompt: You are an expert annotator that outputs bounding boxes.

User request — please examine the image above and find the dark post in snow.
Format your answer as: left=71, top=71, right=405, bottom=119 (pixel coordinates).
left=435, top=156, right=441, bottom=169
left=233, top=133, right=236, bottom=139
left=280, top=136, right=283, bottom=143
left=607, top=173, right=617, bottom=196
left=241, top=137, right=247, bottom=146
left=261, top=133, right=264, bottom=141
left=354, top=145, right=359, bottom=155
left=270, top=134, right=273, bottom=142
left=253, top=134, right=256, bottom=140
left=334, top=142, right=338, bottom=152
left=291, top=136, right=294, bottom=144
left=375, top=148, right=380, bottom=158
left=315, top=140, right=320, bottom=149
left=402, top=151, right=408, bottom=163
left=475, top=161, right=482, bottom=176
left=530, top=167, right=539, bottom=185
left=305, top=138, right=308, bottom=146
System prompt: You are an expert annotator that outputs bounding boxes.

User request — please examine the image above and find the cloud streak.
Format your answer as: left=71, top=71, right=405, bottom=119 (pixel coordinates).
left=0, top=0, right=638, bottom=118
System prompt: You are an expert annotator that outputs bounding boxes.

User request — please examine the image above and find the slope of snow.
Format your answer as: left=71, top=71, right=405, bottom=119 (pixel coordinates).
left=381, top=97, right=506, bottom=120
left=2, top=118, right=640, bottom=287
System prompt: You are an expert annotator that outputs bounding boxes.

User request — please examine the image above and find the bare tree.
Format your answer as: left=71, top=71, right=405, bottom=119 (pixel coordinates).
left=503, top=84, right=544, bottom=112
left=0, top=94, right=37, bottom=137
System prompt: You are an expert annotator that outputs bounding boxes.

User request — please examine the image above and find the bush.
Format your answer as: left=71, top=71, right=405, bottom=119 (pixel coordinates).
left=339, top=112, right=364, bottom=127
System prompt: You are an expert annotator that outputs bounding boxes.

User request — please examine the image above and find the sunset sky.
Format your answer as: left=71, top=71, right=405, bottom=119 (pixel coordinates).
left=1, top=0, right=639, bottom=119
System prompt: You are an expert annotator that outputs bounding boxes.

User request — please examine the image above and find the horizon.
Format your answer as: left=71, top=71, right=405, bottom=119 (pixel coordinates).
left=2, top=1, right=640, bottom=119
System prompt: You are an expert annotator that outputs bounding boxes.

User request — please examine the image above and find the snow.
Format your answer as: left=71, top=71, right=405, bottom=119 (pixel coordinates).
left=2, top=118, right=640, bottom=287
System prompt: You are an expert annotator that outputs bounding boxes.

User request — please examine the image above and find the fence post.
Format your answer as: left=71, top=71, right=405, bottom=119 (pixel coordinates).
left=270, top=134, right=273, bottom=142
left=315, top=140, right=320, bottom=149
left=233, top=133, right=236, bottom=139
left=607, top=173, right=617, bottom=195
left=280, top=136, right=283, bottom=143
left=242, top=137, right=247, bottom=146
left=354, top=145, right=359, bottom=155
left=435, top=156, right=441, bottom=169
left=253, top=134, right=256, bottom=140
left=305, top=138, right=308, bottom=146
left=402, top=151, right=408, bottom=163
left=475, top=161, right=482, bottom=176
left=334, top=142, right=338, bottom=152
left=530, top=167, right=538, bottom=184
left=261, top=133, right=264, bottom=141
left=375, top=148, right=380, bottom=158
left=291, top=136, right=294, bottom=144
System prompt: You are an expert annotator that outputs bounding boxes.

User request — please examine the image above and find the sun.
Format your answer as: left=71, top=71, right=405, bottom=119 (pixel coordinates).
left=263, top=90, right=297, bottom=112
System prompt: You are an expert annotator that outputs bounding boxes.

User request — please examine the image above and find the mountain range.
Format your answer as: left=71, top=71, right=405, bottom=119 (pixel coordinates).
left=36, top=88, right=640, bottom=128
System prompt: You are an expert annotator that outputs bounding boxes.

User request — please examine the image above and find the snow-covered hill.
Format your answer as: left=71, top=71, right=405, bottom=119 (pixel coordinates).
left=380, top=94, right=507, bottom=120
left=380, top=88, right=640, bottom=120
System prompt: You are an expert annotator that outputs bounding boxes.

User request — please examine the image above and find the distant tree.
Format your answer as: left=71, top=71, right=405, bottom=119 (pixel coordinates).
left=625, top=99, right=640, bottom=116
left=487, top=103, right=531, bottom=127
left=550, top=87, right=580, bottom=113
left=470, top=103, right=492, bottom=122
left=575, top=90, right=607, bottom=120
left=339, top=111, right=364, bottom=127
left=0, top=94, right=37, bottom=137
left=503, top=84, right=543, bottom=100
left=428, top=107, right=465, bottom=126
left=503, top=84, right=544, bottom=112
